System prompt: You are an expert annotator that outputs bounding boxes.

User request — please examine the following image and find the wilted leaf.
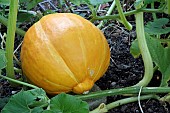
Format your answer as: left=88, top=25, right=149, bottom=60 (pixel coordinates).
left=49, top=93, right=89, bottom=113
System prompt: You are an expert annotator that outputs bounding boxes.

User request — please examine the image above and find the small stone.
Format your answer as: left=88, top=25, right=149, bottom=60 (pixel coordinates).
left=110, top=82, right=116, bottom=87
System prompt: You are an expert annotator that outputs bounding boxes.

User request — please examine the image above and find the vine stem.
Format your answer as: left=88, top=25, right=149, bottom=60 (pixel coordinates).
left=90, top=94, right=159, bottom=113
left=134, top=0, right=153, bottom=87
left=5, top=0, right=19, bottom=80
left=0, top=15, right=26, bottom=36
left=77, top=87, right=170, bottom=100
left=115, top=0, right=132, bottom=30
left=97, top=0, right=116, bottom=29
left=0, top=74, right=39, bottom=89
left=93, top=8, right=164, bottom=21
left=167, top=0, right=170, bottom=14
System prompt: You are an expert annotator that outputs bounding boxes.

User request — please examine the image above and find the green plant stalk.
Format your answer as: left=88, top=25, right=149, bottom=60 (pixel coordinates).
left=0, top=15, right=26, bottom=37
left=0, top=74, right=38, bottom=89
left=77, top=87, right=170, bottom=100
left=93, top=8, right=164, bottom=21
left=63, top=0, right=74, bottom=13
left=97, top=0, right=116, bottom=29
left=167, top=0, right=170, bottom=14
left=5, top=0, right=19, bottom=80
left=90, top=94, right=159, bottom=113
left=134, top=1, right=153, bottom=87
left=0, top=7, right=163, bottom=37
left=115, top=0, right=132, bottom=30
left=151, top=2, right=157, bottom=20
left=89, top=5, right=97, bottom=22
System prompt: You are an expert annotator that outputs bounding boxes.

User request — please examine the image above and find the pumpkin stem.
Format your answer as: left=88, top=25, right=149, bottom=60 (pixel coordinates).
left=73, top=78, right=94, bottom=94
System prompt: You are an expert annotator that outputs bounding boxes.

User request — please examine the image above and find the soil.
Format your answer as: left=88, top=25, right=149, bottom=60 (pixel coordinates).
left=0, top=0, right=170, bottom=113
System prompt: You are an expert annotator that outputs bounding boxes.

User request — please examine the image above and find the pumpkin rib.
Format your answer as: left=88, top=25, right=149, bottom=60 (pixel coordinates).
left=21, top=30, right=75, bottom=89
left=77, top=30, right=88, bottom=79
left=38, top=21, right=84, bottom=84
left=35, top=21, right=79, bottom=84
left=92, top=31, right=108, bottom=81
left=44, top=79, right=72, bottom=89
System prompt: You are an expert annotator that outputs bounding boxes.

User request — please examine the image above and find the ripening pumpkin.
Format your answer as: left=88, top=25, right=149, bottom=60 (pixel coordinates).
left=20, top=13, right=110, bottom=94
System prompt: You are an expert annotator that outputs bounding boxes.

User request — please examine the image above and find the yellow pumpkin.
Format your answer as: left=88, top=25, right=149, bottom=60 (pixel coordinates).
left=20, top=13, right=110, bottom=94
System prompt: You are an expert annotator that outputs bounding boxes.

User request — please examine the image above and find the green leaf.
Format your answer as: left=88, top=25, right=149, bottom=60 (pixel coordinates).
left=70, top=0, right=111, bottom=6
left=145, top=34, right=170, bottom=86
left=130, top=34, right=170, bottom=86
left=27, top=0, right=43, bottom=10
left=130, top=39, right=141, bottom=58
left=0, top=49, right=7, bottom=70
left=89, top=0, right=112, bottom=6
left=145, top=18, right=170, bottom=35
left=17, top=12, right=34, bottom=22
left=20, top=0, right=43, bottom=10
left=70, top=0, right=88, bottom=6
left=134, top=0, right=143, bottom=7
left=0, top=0, right=10, bottom=5
left=49, top=93, right=89, bottom=113
left=1, top=88, right=49, bottom=113
left=144, top=0, right=157, bottom=4
left=134, top=0, right=158, bottom=7
left=0, top=97, right=9, bottom=110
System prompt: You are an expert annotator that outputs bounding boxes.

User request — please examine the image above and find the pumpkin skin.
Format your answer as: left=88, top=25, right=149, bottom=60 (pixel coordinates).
left=20, top=13, right=110, bottom=94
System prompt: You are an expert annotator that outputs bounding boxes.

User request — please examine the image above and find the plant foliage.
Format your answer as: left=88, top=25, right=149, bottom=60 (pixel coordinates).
left=0, top=49, right=7, bottom=70
left=1, top=88, right=89, bottom=113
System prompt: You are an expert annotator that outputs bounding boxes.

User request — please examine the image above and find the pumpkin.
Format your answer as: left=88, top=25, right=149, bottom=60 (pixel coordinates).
left=20, top=13, right=110, bottom=94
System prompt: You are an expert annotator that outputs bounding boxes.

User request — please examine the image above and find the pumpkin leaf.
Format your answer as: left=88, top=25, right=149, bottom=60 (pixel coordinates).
left=49, top=93, right=89, bottom=113
left=20, top=0, right=43, bottom=10
left=0, top=0, right=10, bottom=5
left=17, top=12, right=34, bottom=23
left=1, top=88, right=49, bottom=113
left=0, top=97, right=9, bottom=110
left=130, top=39, right=140, bottom=58
left=134, top=0, right=158, bottom=7
left=145, top=18, right=170, bottom=35
left=144, top=0, right=157, bottom=4
left=0, top=49, right=7, bottom=70
left=130, top=34, right=170, bottom=87
left=27, top=0, right=43, bottom=10
left=70, top=0, right=112, bottom=6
